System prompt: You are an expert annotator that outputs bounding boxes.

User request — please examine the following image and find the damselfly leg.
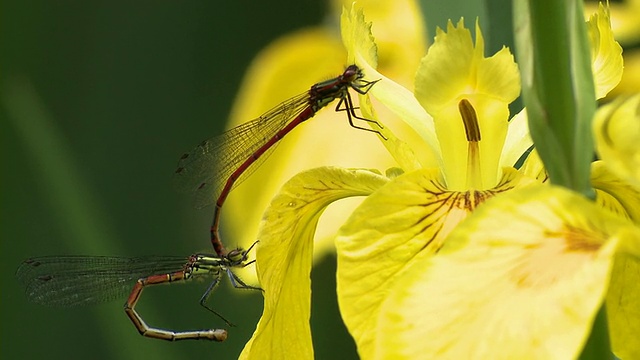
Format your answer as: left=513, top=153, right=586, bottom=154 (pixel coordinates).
left=17, top=246, right=260, bottom=342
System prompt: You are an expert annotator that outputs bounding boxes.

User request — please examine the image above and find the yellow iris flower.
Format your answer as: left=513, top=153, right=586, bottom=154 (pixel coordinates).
left=236, top=2, right=640, bottom=359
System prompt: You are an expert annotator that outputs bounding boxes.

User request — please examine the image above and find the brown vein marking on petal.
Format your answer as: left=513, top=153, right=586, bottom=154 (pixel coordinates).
left=415, top=187, right=503, bottom=253
left=562, top=224, right=603, bottom=253
left=512, top=225, right=603, bottom=289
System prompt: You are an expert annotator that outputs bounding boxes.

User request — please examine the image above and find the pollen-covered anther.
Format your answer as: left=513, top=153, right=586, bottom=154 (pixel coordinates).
left=458, top=99, right=481, bottom=142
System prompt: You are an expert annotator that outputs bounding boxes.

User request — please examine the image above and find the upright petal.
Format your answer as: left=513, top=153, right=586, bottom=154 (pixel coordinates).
left=587, top=3, right=624, bottom=99
left=416, top=19, right=520, bottom=115
left=501, top=109, right=534, bottom=168
left=415, top=19, right=520, bottom=189
left=341, top=5, right=441, bottom=169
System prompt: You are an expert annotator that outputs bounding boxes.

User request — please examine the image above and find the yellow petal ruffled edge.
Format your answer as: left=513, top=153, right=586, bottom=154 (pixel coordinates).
left=587, top=3, right=624, bottom=99
left=415, top=19, right=520, bottom=115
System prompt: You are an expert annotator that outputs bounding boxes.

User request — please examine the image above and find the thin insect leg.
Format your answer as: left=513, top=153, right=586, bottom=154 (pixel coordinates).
left=225, top=268, right=262, bottom=291
left=124, top=271, right=227, bottom=341
left=238, top=240, right=259, bottom=266
left=351, top=79, right=380, bottom=95
left=243, top=240, right=259, bottom=256
left=345, top=91, right=383, bottom=127
left=335, top=93, right=386, bottom=139
left=198, top=273, right=235, bottom=327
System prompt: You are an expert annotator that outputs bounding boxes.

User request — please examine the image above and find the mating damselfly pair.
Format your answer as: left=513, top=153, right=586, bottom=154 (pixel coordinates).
left=16, top=65, right=381, bottom=342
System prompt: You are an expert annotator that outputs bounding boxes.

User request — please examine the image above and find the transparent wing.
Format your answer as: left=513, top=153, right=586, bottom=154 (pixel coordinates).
left=173, top=92, right=310, bottom=209
left=16, top=255, right=191, bottom=307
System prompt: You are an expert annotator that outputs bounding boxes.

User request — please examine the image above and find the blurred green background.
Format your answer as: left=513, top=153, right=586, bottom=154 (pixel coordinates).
left=1, top=1, right=332, bottom=359
left=1, top=1, right=499, bottom=359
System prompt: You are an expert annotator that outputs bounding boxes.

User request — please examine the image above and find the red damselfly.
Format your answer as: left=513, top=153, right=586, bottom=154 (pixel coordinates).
left=16, top=243, right=259, bottom=341
left=174, top=64, right=382, bottom=258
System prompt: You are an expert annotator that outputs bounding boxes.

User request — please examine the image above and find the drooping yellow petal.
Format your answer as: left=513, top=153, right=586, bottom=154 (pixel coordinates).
left=587, top=2, right=624, bottom=99
left=240, top=167, right=388, bottom=360
left=589, top=161, right=640, bottom=360
left=593, top=94, right=640, bottom=190
left=335, top=167, right=535, bottom=359
left=607, top=253, right=640, bottom=359
left=375, top=185, right=640, bottom=359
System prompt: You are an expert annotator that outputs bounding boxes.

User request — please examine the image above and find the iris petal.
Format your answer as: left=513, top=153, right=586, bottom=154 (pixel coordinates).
left=240, top=167, right=388, bottom=360
left=336, top=167, right=534, bottom=358
left=587, top=3, right=624, bottom=99
left=376, top=185, right=638, bottom=359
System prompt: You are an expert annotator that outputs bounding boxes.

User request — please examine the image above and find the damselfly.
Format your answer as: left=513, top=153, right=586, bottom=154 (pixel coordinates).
left=16, top=243, right=259, bottom=341
left=174, top=64, right=382, bottom=258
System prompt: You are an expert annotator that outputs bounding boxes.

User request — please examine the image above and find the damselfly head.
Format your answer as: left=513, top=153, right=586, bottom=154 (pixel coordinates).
left=225, top=248, right=246, bottom=264
left=343, top=64, right=364, bottom=82
left=224, top=240, right=259, bottom=267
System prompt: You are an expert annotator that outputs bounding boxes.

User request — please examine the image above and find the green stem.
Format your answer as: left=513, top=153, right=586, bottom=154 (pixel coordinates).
left=514, top=0, right=596, bottom=197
